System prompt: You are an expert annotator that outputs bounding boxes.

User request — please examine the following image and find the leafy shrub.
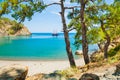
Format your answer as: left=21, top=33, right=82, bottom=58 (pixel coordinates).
left=90, top=51, right=104, bottom=62
left=108, top=44, right=120, bottom=57
left=8, top=29, right=15, bottom=34
left=11, top=25, right=22, bottom=31
left=56, top=68, right=80, bottom=78
left=107, top=44, right=120, bottom=64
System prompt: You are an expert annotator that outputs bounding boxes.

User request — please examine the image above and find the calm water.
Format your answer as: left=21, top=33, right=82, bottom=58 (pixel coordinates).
left=0, top=33, right=98, bottom=60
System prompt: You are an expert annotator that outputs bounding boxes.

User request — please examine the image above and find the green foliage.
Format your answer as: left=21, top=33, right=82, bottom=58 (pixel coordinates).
left=0, top=17, right=11, bottom=22
left=87, top=27, right=105, bottom=44
left=0, top=0, right=45, bottom=22
left=11, top=25, right=22, bottom=31
left=8, top=29, right=16, bottom=34
left=0, top=1, right=9, bottom=16
left=68, top=0, right=120, bottom=52
left=90, top=43, right=120, bottom=63
left=108, top=44, right=120, bottom=57
left=0, top=17, right=23, bottom=35
left=56, top=68, right=80, bottom=78
left=108, top=48, right=120, bottom=64
left=90, top=52, right=104, bottom=62
left=70, top=0, right=79, bottom=3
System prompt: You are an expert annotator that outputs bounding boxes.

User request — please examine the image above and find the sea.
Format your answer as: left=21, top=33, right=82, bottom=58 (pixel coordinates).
left=0, top=33, right=98, bottom=60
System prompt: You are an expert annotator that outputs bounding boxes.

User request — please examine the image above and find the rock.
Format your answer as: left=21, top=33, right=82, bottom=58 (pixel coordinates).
left=15, top=27, right=31, bottom=36
left=26, top=73, right=67, bottom=80
left=41, top=73, right=66, bottom=80
left=26, top=73, right=44, bottom=80
left=116, top=63, right=120, bottom=72
left=79, top=73, right=100, bottom=80
left=75, top=50, right=83, bottom=55
left=114, top=63, right=120, bottom=76
left=0, top=17, right=31, bottom=37
left=0, top=64, right=28, bottom=80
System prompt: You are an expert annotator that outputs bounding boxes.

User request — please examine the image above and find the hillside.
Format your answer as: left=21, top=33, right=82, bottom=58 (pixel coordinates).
left=0, top=17, right=31, bottom=36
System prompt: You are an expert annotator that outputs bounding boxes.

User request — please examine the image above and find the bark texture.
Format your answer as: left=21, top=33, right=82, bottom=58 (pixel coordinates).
left=80, top=0, right=90, bottom=64
left=60, top=0, right=76, bottom=67
left=100, top=20, right=110, bottom=59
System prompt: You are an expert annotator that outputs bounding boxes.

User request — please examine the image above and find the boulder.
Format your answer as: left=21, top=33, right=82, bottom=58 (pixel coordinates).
left=26, top=73, right=44, bottom=80
left=41, top=73, right=66, bottom=80
left=75, top=50, right=83, bottom=55
left=0, top=64, right=28, bottom=80
left=79, top=73, right=100, bottom=80
left=114, top=63, right=120, bottom=76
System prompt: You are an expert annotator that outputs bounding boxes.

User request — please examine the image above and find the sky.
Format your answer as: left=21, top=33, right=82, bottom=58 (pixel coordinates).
left=3, top=0, right=114, bottom=33
left=23, top=0, right=76, bottom=33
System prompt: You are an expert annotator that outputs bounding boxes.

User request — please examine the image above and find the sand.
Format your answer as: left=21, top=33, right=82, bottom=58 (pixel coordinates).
left=0, top=58, right=84, bottom=76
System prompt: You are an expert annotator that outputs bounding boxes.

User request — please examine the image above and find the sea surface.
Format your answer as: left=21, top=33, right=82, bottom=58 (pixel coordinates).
left=0, top=33, right=98, bottom=60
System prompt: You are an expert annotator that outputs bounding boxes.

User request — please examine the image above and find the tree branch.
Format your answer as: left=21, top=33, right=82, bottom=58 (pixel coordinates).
left=64, top=6, right=80, bottom=9
left=46, top=2, right=61, bottom=6
left=68, top=27, right=76, bottom=32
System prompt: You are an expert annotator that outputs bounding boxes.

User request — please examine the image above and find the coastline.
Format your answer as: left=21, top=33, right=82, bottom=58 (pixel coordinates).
left=0, top=58, right=85, bottom=76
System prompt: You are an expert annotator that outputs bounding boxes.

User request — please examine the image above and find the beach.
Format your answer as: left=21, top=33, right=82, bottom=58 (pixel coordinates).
left=0, top=58, right=84, bottom=76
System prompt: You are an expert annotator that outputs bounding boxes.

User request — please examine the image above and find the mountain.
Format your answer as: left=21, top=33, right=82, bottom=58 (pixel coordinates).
left=0, top=17, right=31, bottom=36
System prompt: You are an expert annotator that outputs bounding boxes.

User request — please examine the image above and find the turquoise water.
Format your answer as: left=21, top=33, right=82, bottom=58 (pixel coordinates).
left=0, top=33, right=98, bottom=60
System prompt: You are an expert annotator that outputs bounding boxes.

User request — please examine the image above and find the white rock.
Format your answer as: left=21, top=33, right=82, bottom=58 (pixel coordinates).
left=75, top=50, right=83, bottom=55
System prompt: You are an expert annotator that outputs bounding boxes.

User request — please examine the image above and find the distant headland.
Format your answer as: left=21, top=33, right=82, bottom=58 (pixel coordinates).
left=0, top=17, right=31, bottom=37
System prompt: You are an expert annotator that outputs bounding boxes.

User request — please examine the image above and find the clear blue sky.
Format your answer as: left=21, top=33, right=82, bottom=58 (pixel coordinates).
left=4, top=0, right=114, bottom=33
left=23, top=0, right=76, bottom=33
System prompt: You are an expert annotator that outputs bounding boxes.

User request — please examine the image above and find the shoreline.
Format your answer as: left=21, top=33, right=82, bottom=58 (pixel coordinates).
left=0, top=58, right=85, bottom=76
left=0, top=57, right=77, bottom=61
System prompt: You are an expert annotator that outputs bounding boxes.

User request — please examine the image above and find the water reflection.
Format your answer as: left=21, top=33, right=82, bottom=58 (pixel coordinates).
left=0, top=36, right=31, bottom=45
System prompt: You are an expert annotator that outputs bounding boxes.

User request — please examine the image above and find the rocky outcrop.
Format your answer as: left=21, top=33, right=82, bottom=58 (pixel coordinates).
left=79, top=63, right=120, bottom=80
left=115, top=64, right=120, bottom=75
left=0, top=17, right=31, bottom=36
left=26, top=73, right=44, bottom=80
left=98, top=64, right=120, bottom=80
left=15, top=27, right=31, bottom=36
left=0, top=64, right=28, bottom=80
left=0, top=26, right=31, bottom=37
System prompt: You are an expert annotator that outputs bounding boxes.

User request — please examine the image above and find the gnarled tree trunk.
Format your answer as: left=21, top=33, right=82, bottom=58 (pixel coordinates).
left=97, top=43, right=104, bottom=52
left=80, top=0, right=89, bottom=64
left=60, top=0, right=76, bottom=67
left=100, top=20, right=110, bottom=59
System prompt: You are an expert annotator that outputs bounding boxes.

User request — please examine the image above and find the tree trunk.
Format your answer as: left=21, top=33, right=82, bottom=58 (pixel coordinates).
left=104, top=37, right=110, bottom=59
left=97, top=43, right=104, bottom=52
left=100, top=20, right=110, bottom=59
left=80, top=0, right=89, bottom=64
left=60, top=0, right=76, bottom=67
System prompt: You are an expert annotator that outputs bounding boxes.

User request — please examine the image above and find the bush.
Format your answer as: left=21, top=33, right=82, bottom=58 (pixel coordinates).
left=107, top=44, right=120, bottom=64
left=56, top=68, right=80, bottom=78
left=8, top=29, right=16, bottom=35
left=11, top=25, right=22, bottom=31
left=108, top=44, right=120, bottom=57
left=90, top=51, right=104, bottom=62
left=8, top=24, right=22, bottom=35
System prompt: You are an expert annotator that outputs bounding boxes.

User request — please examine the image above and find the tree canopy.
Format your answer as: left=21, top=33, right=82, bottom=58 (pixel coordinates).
left=0, top=0, right=45, bottom=22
